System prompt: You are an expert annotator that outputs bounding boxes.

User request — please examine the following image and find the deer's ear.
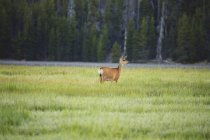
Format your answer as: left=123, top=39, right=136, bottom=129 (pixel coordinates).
left=122, top=55, right=127, bottom=60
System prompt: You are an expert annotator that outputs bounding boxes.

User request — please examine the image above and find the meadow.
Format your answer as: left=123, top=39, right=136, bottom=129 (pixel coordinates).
left=0, top=65, right=210, bottom=140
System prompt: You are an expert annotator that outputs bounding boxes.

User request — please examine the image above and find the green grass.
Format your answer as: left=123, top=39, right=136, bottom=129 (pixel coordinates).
left=0, top=65, right=210, bottom=140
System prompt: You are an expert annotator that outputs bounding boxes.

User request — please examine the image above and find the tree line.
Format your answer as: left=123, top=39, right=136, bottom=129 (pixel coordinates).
left=0, top=0, right=209, bottom=63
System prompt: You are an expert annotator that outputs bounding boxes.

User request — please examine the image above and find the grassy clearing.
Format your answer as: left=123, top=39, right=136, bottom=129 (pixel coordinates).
left=0, top=65, right=210, bottom=140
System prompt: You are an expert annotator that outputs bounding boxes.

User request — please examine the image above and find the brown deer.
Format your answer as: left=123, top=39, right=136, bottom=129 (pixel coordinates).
left=98, top=56, right=128, bottom=83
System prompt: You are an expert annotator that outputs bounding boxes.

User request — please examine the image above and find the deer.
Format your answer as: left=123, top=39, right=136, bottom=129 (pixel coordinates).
left=98, top=56, right=128, bottom=83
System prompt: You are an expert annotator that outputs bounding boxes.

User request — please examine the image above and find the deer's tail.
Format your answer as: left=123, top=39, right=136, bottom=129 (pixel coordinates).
left=98, top=68, right=103, bottom=83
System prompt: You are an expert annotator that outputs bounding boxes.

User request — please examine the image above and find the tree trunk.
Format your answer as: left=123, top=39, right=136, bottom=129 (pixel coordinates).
left=123, top=0, right=128, bottom=56
left=123, top=28, right=128, bottom=56
left=67, top=0, right=74, bottom=18
left=156, top=1, right=165, bottom=61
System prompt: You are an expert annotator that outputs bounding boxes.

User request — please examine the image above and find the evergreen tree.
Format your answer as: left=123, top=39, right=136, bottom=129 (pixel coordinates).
left=97, top=25, right=108, bottom=61
left=97, top=36, right=105, bottom=62
left=104, top=0, right=123, bottom=54
left=111, top=42, right=120, bottom=63
left=90, top=25, right=98, bottom=61
left=176, top=14, right=191, bottom=62
left=147, top=17, right=156, bottom=59
left=68, top=17, right=77, bottom=61
left=191, top=8, right=205, bottom=61
left=141, top=0, right=153, bottom=17
left=0, top=0, right=13, bottom=58
left=205, top=0, right=210, bottom=61
left=82, top=24, right=89, bottom=61
left=133, top=18, right=147, bottom=61
left=83, top=24, right=98, bottom=62
left=126, top=21, right=135, bottom=61
left=48, top=28, right=57, bottom=60
left=162, top=0, right=180, bottom=60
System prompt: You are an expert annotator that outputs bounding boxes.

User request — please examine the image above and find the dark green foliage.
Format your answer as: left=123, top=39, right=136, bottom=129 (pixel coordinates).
left=127, top=17, right=155, bottom=62
left=89, top=25, right=98, bottom=62
left=82, top=24, right=98, bottom=62
left=97, top=36, right=105, bottom=62
left=176, top=8, right=206, bottom=63
left=176, top=14, right=191, bottom=62
left=104, top=0, right=124, bottom=54
left=162, top=0, right=180, bottom=59
left=97, top=25, right=108, bottom=62
left=141, top=0, right=154, bottom=18
left=126, top=21, right=135, bottom=61
left=111, top=42, right=120, bottom=63
left=0, top=0, right=209, bottom=63
left=137, top=18, right=148, bottom=60
left=132, top=18, right=148, bottom=61
left=147, top=17, right=156, bottom=59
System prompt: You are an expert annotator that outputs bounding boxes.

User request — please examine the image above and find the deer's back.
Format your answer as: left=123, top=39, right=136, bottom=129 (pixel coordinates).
left=100, top=67, right=119, bottom=78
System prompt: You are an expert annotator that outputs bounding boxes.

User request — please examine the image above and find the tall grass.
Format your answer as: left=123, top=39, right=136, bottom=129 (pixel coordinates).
left=0, top=65, right=209, bottom=140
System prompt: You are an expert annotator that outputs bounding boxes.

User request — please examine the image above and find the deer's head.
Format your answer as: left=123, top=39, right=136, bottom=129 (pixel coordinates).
left=120, top=56, right=128, bottom=65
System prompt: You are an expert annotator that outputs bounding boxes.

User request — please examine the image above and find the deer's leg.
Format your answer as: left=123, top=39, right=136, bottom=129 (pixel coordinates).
left=110, top=78, right=114, bottom=83
left=99, top=76, right=102, bottom=83
left=100, top=75, right=104, bottom=83
left=99, top=75, right=103, bottom=83
left=113, top=75, right=118, bottom=83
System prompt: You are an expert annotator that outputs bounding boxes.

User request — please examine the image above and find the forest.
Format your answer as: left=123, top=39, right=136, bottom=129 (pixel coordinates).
left=0, top=0, right=209, bottom=63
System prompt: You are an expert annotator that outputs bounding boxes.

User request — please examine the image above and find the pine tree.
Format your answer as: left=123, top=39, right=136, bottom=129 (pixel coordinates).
left=97, top=25, right=108, bottom=61
left=97, top=36, right=105, bottom=62
left=141, top=0, right=154, bottom=18
left=147, top=17, right=156, bottom=59
left=176, top=14, right=191, bottom=62
left=48, top=28, right=57, bottom=60
left=0, top=0, right=14, bottom=58
left=104, top=0, right=123, bottom=55
left=111, top=42, right=120, bottom=63
left=126, top=21, right=135, bottom=61
left=82, top=24, right=89, bottom=61
left=90, top=26, right=97, bottom=61
left=191, top=8, right=205, bottom=61
left=69, top=17, right=77, bottom=61
left=133, top=18, right=147, bottom=61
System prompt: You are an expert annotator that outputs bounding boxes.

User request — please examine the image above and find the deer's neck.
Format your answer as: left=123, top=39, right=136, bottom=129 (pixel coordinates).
left=118, top=63, right=123, bottom=74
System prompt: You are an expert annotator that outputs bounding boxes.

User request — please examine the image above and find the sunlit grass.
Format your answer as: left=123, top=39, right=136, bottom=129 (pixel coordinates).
left=0, top=65, right=210, bottom=140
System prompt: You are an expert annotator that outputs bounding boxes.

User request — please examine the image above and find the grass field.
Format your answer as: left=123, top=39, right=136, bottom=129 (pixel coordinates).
left=0, top=65, right=210, bottom=140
